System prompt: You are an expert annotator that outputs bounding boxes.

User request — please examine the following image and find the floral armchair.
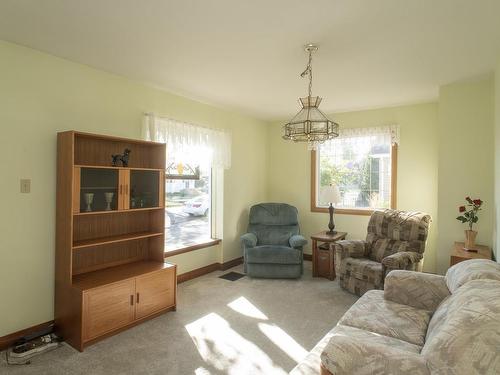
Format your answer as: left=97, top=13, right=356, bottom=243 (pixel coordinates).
left=335, top=209, right=431, bottom=296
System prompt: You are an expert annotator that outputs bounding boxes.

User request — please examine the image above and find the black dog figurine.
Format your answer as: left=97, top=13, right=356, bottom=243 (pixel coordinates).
left=111, top=148, right=131, bottom=167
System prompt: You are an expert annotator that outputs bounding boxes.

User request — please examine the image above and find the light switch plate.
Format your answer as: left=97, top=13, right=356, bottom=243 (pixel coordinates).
left=20, top=179, right=31, bottom=193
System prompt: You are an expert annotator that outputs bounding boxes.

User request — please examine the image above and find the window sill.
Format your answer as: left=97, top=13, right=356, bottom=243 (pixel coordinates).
left=311, top=206, right=375, bottom=216
left=164, top=239, right=222, bottom=257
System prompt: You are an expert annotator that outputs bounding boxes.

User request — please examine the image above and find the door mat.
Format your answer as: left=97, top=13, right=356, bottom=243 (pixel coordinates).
left=219, top=272, right=245, bottom=281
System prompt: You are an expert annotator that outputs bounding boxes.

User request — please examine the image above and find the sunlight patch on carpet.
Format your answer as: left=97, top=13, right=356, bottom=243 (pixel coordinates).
left=227, top=296, right=268, bottom=320
left=258, top=323, right=308, bottom=363
left=185, top=313, right=286, bottom=375
left=194, top=367, right=211, bottom=375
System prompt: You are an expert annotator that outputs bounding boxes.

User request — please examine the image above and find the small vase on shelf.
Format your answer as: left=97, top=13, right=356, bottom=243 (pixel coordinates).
left=104, top=192, right=114, bottom=211
left=84, top=193, right=94, bottom=212
left=464, top=229, right=478, bottom=250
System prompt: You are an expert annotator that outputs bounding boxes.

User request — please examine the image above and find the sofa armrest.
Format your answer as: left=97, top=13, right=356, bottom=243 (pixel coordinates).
left=384, top=270, right=450, bottom=312
left=382, top=251, right=423, bottom=270
left=321, top=335, right=430, bottom=375
left=240, top=232, right=257, bottom=248
left=289, top=234, right=307, bottom=249
left=334, top=240, right=367, bottom=260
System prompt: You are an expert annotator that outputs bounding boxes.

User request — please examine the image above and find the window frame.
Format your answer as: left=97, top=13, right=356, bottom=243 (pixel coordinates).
left=310, top=143, right=398, bottom=216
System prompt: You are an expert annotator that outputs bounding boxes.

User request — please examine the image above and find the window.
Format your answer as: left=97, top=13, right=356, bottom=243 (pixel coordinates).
left=143, top=114, right=231, bottom=254
left=311, top=126, right=398, bottom=215
left=165, top=162, right=213, bottom=251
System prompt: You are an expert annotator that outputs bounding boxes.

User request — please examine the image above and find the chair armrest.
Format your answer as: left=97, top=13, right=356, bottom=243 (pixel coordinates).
left=384, top=270, right=450, bottom=312
left=289, top=234, right=307, bottom=249
left=382, top=251, right=423, bottom=270
left=240, top=233, right=257, bottom=248
left=334, top=240, right=367, bottom=260
left=321, top=335, right=430, bottom=375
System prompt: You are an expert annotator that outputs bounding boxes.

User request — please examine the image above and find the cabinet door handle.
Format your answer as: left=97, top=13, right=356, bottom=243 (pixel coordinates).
left=130, top=295, right=134, bottom=306
left=136, top=293, right=140, bottom=303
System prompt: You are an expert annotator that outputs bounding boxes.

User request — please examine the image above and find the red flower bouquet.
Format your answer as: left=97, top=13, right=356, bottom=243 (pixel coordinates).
left=456, top=197, right=483, bottom=250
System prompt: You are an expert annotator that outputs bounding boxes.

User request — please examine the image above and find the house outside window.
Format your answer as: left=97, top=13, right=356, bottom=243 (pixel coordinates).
left=312, top=125, right=399, bottom=215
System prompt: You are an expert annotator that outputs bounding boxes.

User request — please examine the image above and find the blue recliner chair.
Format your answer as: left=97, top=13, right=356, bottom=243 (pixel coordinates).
left=241, top=203, right=307, bottom=278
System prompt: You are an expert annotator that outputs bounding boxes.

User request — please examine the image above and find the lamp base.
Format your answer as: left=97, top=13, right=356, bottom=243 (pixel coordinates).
left=327, top=203, right=336, bottom=234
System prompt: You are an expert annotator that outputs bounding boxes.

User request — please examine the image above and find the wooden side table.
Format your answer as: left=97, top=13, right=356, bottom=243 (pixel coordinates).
left=450, top=241, right=492, bottom=266
left=311, top=231, right=347, bottom=280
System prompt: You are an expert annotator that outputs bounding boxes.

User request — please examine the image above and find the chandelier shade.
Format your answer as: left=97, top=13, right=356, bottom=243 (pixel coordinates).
left=283, top=96, right=339, bottom=142
left=282, top=45, right=340, bottom=145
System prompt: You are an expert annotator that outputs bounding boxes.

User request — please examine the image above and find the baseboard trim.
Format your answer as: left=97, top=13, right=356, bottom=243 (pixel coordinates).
left=177, top=263, right=220, bottom=284
left=220, top=256, right=244, bottom=270
left=303, top=253, right=312, bottom=261
left=177, top=256, right=244, bottom=284
left=0, top=320, right=55, bottom=351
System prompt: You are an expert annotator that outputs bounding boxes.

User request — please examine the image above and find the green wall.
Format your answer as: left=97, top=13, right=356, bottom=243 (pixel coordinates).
left=0, top=41, right=268, bottom=336
left=268, top=103, right=440, bottom=273
left=437, top=78, right=494, bottom=273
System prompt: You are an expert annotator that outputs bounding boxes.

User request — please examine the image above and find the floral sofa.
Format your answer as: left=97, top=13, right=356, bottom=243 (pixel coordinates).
left=290, top=259, right=500, bottom=375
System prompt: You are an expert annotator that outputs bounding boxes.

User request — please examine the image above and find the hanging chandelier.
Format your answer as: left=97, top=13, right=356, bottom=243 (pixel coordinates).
left=283, top=44, right=339, bottom=146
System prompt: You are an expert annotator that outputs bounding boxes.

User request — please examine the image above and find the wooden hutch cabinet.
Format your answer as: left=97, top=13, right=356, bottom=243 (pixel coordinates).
left=56, top=131, right=176, bottom=351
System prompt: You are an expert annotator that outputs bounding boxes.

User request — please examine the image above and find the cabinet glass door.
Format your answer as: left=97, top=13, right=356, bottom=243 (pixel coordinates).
left=129, top=170, right=160, bottom=209
left=79, top=168, right=119, bottom=213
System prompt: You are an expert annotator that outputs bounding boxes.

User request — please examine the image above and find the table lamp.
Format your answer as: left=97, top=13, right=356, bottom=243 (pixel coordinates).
left=320, top=183, right=341, bottom=235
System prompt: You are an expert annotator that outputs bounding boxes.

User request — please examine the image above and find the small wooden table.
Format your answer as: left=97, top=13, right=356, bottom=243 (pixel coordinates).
left=311, top=231, right=347, bottom=280
left=450, top=241, right=492, bottom=266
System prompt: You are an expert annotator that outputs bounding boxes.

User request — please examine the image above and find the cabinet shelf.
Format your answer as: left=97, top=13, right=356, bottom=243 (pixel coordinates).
left=73, top=231, right=163, bottom=249
left=75, top=164, right=165, bottom=172
left=72, top=260, right=173, bottom=291
left=73, top=206, right=164, bottom=216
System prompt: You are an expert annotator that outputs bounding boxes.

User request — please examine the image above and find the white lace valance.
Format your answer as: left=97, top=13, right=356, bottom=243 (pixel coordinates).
left=142, top=113, right=232, bottom=169
left=337, top=124, right=400, bottom=145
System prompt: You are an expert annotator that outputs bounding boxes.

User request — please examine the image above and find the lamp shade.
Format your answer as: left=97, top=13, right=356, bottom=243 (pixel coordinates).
left=320, top=184, right=341, bottom=205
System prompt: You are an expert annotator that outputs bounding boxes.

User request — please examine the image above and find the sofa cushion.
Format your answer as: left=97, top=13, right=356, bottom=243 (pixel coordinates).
left=339, top=290, right=432, bottom=346
left=321, top=325, right=428, bottom=375
left=290, top=324, right=422, bottom=375
left=422, top=279, right=500, bottom=374
left=445, top=258, right=500, bottom=292
left=384, top=270, right=450, bottom=312
left=245, top=245, right=302, bottom=264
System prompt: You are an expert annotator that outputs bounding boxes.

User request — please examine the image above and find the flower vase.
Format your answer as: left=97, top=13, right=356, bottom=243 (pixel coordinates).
left=464, top=230, right=478, bottom=250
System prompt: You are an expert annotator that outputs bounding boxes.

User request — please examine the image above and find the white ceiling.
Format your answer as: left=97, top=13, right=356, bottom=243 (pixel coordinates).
left=1, top=0, right=500, bottom=120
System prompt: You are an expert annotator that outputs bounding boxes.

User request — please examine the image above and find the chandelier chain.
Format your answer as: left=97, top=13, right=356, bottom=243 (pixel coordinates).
left=307, top=49, right=313, bottom=98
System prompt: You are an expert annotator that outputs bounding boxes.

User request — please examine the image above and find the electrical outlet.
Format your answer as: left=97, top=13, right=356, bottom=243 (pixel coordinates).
left=20, top=179, right=31, bottom=193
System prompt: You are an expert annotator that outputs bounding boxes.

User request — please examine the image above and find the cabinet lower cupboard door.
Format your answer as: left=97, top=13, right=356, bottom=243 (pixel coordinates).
left=135, top=269, right=175, bottom=319
left=83, top=279, right=135, bottom=341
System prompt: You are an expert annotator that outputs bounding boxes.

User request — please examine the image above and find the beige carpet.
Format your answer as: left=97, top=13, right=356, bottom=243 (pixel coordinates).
left=1, top=262, right=357, bottom=375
